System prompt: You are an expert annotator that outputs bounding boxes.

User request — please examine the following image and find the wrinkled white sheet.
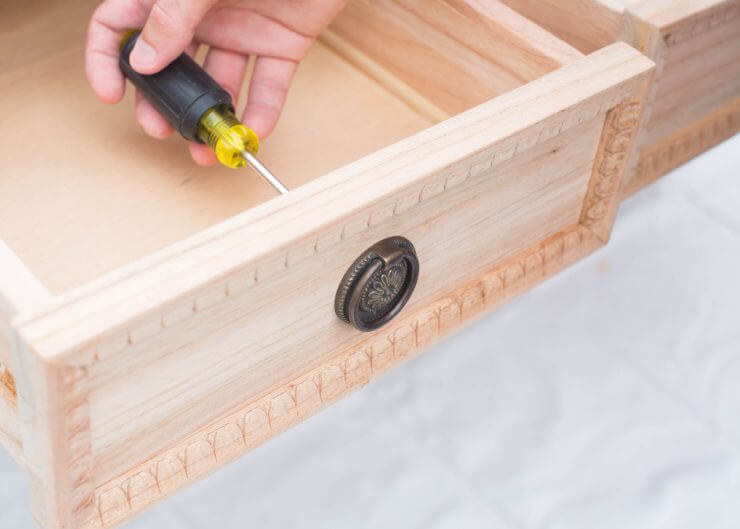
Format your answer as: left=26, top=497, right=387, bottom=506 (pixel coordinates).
left=2, top=136, right=739, bottom=529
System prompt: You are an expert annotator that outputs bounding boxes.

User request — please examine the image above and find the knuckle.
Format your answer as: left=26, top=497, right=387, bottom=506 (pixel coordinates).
left=150, top=0, right=203, bottom=32
left=149, top=2, right=179, bottom=34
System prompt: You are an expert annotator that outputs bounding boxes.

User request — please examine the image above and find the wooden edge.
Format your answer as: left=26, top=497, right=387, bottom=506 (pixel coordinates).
left=626, top=0, right=738, bottom=31
left=0, top=244, right=84, bottom=528
left=14, top=43, right=655, bottom=366
left=424, top=0, right=586, bottom=67
left=12, top=342, right=92, bottom=529
left=619, top=0, right=739, bottom=195
left=0, top=240, right=51, bottom=361
left=318, top=29, right=451, bottom=123
left=498, top=0, right=625, bottom=53
left=82, top=224, right=602, bottom=528
left=330, top=0, right=583, bottom=114
left=0, top=240, right=51, bottom=464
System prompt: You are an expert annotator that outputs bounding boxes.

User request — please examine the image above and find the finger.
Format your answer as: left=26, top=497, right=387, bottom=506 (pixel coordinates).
left=85, top=0, right=151, bottom=103
left=202, top=47, right=248, bottom=102
left=243, top=57, right=298, bottom=139
left=135, top=91, right=174, bottom=139
left=130, top=0, right=218, bottom=74
left=197, top=7, right=311, bottom=61
left=188, top=142, right=218, bottom=166
left=185, top=42, right=199, bottom=58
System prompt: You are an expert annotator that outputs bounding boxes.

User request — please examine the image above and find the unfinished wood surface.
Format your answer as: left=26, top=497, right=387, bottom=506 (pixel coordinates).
left=498, top=0, right=625, bottom=53
left=11, top=43, right=653, bottom=529
left=319, top=29, right=451, bottom=123
left=0, top=241, right=51, bottom=464
left=330, top=0, right=583, bottom=115
left=621, top=0, right=740, bottom=194
left=502, top=0, right=740, bottom=194
left=90, top=223, right=602, bottom=528
left=0, top=40, right=433, bottom=294
left=0, top=0, right=95, bottom=74
left=11, top=341, right=92, bottom=529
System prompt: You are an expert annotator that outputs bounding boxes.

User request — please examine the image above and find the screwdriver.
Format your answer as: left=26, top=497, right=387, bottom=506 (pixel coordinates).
left=119, top=30, right=289, bottom=195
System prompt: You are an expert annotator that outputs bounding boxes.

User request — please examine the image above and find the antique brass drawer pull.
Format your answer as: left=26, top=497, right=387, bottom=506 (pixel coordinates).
left=335, top=236, right=419, bottom=331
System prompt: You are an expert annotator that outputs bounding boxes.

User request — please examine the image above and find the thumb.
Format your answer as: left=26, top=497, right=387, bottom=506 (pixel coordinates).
left=130, top=0, right=217, bottom=73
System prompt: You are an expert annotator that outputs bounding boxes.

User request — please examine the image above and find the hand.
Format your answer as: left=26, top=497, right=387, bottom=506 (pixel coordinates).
left=85, top=0, right=347, bottom=165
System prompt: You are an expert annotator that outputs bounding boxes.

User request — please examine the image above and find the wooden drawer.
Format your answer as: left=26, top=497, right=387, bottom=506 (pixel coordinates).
left=500, top=0, right=740, bottom=195
left=0, top=1, right=653, bottom=527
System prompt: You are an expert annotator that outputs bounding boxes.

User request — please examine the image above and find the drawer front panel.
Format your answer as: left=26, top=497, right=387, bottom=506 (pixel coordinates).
left=89, top=116, right=602, bottom=480
left=15, top=43, right=653, bottom=529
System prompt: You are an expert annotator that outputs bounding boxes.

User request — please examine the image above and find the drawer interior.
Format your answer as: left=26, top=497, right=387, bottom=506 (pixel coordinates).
left=0, top=0, right=582, bottom=294
left=498, top=0, right=626, bottom=53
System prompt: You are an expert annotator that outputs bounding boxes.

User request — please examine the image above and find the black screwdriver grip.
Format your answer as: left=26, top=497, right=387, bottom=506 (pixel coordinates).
left=119, top=32, right=233, bottom=142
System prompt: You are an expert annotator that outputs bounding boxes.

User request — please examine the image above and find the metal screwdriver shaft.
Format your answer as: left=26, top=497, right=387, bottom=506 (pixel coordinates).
left=241, top=150, right=289, bottom=195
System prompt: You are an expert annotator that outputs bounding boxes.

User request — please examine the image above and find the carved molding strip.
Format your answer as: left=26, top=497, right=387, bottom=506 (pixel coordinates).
left=662, top=3, right=739, bottom=47
left=84, top=224, right=599, bottom=528
left=580, top=100, right=642, bottom=240
left=631, top=97, right=740, bottom=194
left=93, top=93, right=623, bottom=362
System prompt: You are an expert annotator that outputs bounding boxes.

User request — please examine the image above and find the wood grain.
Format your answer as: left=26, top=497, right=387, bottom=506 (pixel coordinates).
left=11, top=345, right=93, bottom=529
left=0, top=241, right=50, bottom=464
left=0, top=41, right=432, bottom=294
left=620, top=0, right=740, bottom=193
left=86, top=224, right=600, bottom=528
left=9, top=42, right=653, bottom=529
left=84, top=101, right=646, bottom=527
left=319, top=29, right=451, bottom=123
left=500, top=0, right=740, bottom=194
left=628, top=98, right=740, bottom=196
left=1, top=1, right=657, bottom=527
left=498, top=0, right=625, bottom=53
left=331, top=0, right=583, bottom=115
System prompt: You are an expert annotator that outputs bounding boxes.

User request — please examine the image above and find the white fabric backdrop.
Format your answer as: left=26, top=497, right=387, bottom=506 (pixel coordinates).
left=2, top=135, right=739, bottom=529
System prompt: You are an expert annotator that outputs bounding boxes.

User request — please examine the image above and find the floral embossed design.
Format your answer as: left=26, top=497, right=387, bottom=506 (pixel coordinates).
left=365, top=265, right=404, bottom=315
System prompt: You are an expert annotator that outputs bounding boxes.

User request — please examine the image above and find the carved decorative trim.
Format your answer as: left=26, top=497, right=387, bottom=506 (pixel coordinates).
left=90, top=93, right=624, bottom=363
left=85, top=224, right=599, bottom=528
left=629, top=98, right=740, bottom=195
left=662, top=3, right=739, bottom=47
left=580, top=100, right=643, bottom=240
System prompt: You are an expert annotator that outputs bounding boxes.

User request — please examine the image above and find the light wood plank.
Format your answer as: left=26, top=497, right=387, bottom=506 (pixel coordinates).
left=319, top=29, right=451, bottom=123
left=621, top=0, right=740, bottom=193
left=0, top=241, right=50, bottom=464
left=89, top=224, right=603, bottom=528
left=331, top=0, right=583, bottom=115
left=498, top=0, right=625, bottom=53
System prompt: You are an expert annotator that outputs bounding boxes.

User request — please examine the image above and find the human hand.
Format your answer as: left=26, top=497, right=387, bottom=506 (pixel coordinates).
left=85, top=0, right=348, bottom=165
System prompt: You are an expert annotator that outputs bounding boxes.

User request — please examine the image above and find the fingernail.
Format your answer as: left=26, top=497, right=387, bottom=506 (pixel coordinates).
left=131, top=39, right=157, bottom=67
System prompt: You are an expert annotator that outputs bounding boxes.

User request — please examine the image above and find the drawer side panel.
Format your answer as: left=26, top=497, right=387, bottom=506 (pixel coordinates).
left=0, top=241, right=50, bottom=464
